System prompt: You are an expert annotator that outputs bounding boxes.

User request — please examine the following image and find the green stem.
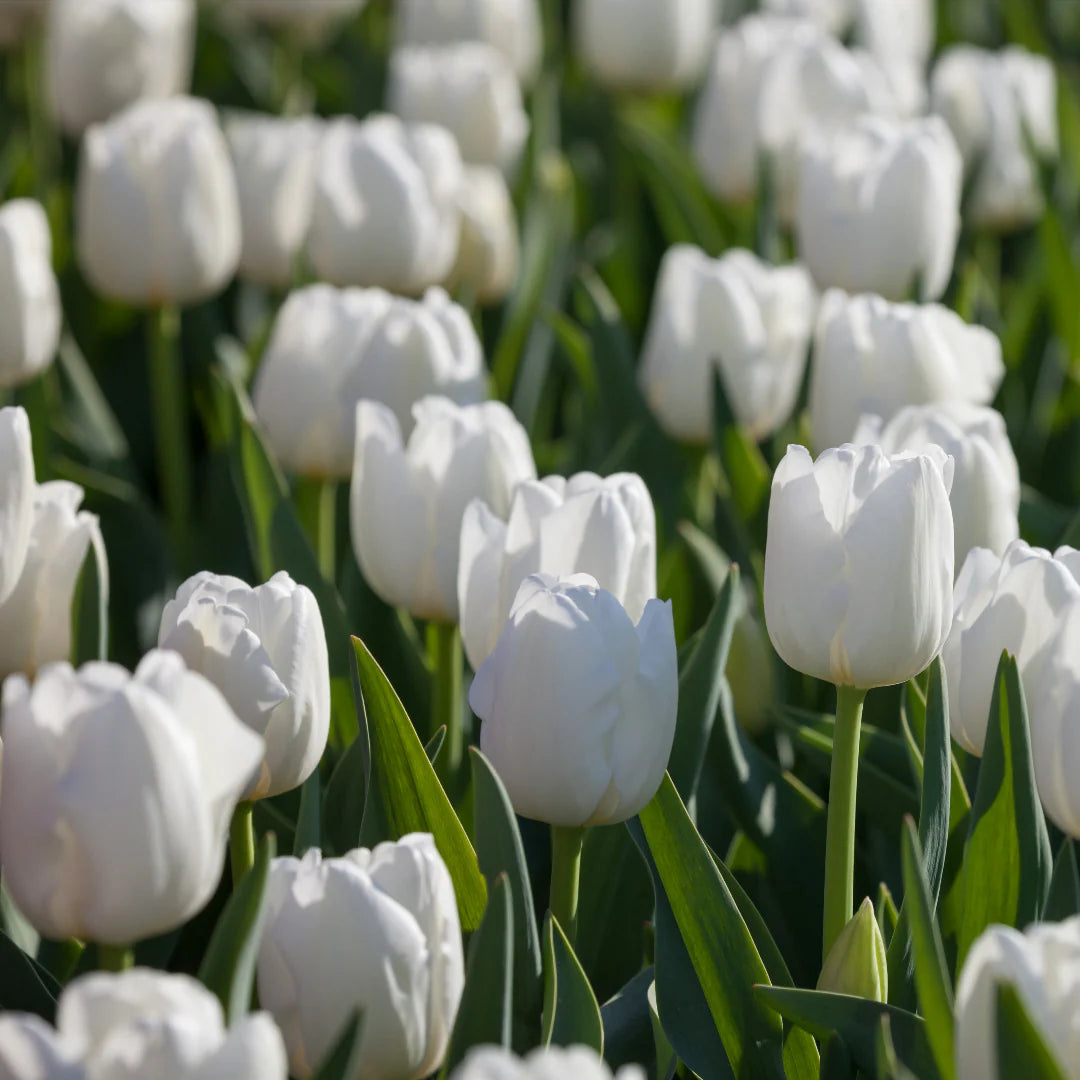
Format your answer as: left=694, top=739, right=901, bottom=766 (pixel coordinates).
left=230, top=801, right=255, bottom=886
left=97, top=945, right=134, bottom=972
left=428, top=621, right=463, bottom=791
left=295, top=478, right=336, bottom=582
left=550, top=825, right=586, bottom=946
left=822, top=685, right=868, bottom=962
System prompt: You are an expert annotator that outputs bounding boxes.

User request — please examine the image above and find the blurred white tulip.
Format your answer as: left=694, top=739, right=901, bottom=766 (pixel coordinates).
left=448, top=165, right=520, bottom=303
left=0, top=406, right=36, bottom=607
left=0, top=1015, right=82, bottom=1080
left=762, top=0, right=851, bottom=35
left=853, top=0, right=934, bottom=69
left=451, top=1045, right=647, bottom=1080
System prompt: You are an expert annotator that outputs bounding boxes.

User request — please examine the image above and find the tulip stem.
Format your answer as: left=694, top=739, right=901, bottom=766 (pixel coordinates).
left=428, top=621, right=463, bottom=792
left=822, top=685, right=868, bottom=962
left=295, top=478, right=336, bottom=582
left=98, top=945, right=134, bottom=973
left=550, top=826, right=585, bottom=946
left=230, top=801, right=256, bottom=886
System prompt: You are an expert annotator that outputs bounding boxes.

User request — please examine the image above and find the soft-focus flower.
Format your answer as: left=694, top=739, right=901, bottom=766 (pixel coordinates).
left=225, top=112, right=322, bottom=288
left=943, top=541, right=1080, bottom=757
left=764, top=443, right=955, bottom=688
left=796, top=115, right=963, bottom=302
left=307, top=114, right=463, bottom=294
left=221, top=0, right=367, bottom=43
left=854, top=403, right=1019, bottom=566
left=854, top=0, right=934, bottom=69
left=470, top=573, right=677, bottom=826
left=0, top=650, right=263, bottom=943
left=447, top=165, right=520, bottom=304
left=0, top=406, right=36, bottom=607
left=0, top=481, right=107, bottom=681
left=388, top=44, right=529, bottom=173
left=252, top=284, right=485, bottom=479
left=158, top=570, right=330, bottom=800
left=451, top=1045, right=647, bottom=1080
left=931, top=45, right=1058, bottom=231
left=394, top=0, right=543, bottom=86
left=638, top=245, right=817, bottom=443
left=955, top=918, right=1080, bottom=1080
left=573, top=0, right=717, bottom=92
left=76, top=96, right=241, bottom=306
left=257, top=836, right=464, bottom=1080
left=816, top=897, right=888, bottom=1000
left=761, top=0, right=851, bottom=35
left=46, top=0, right=194, bottom=137
left=350, top=397, right=535, bottom=621
left=0, top=1015, right=82, bottom=1080
left=809, top=290, right=1004, bottom=453
left=458, top=472, right=657, bottom=670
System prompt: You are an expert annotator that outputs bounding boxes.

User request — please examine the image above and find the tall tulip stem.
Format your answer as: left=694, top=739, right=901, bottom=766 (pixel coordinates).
left=428, top=621, right=463, bottom=791
left=550, top=825, right=585, bottom=946
left=98, top=945, right=134, bottom=973
left=295, top=478, right=336, bottom=582
left=822, top=685, right=868, bottom=962
left=230, top=801, right=256, bottom=886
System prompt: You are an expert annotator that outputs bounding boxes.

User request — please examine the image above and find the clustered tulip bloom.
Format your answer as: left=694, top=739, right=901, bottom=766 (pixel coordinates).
left=450, top=1045, right=647, bottom=1080
left=449, top=165, right=520, bottom=303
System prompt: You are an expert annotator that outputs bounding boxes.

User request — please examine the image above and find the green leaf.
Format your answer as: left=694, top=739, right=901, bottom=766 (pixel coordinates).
left=198, top=832, right=276, bottom=1024
left=425, top=725, right=447, bottom=766
left=996, top=983, right=1068, bottom=1080
left=540, top=913, right=603, bottom=1054
left=0, top=929, right=60, bottom=1021
left=312, top=1011, right=365, bottom=1080
left=876, top=1017, right=921, bottom=1080
left=351, top=636, right=487, bottom=931
left=600, top=967, right=656, bottom=1073
left=292, top=769, right=321, bottom=857
left=322, top=730, right=366, bottom=857
left=1045, top=838, right=1080, bottom=921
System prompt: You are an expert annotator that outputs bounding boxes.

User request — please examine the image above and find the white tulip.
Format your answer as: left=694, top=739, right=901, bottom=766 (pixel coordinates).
left=46, top=0, right=194, bottom=137
left=470, top=573, right=677, bottom=826
left=854, top=403, right=1019, bottom=567
left=451, top=1044, right=647, bottom=1080
left=573, top=0, right=717, bottom=92
left=944, top=541, right=1080, bottom=757
left=388, top=44, right=529, bottom=173
left=458, top=472, right=657, bottom=671
left=225, top=112, right=322, bottom=288
left=221, top=0, right=367, bottom=41
left=853, top=0, right=934, bottom=69
left=257, top=837, right=464, bottom=1080
left=796, top=115, right=963, bottom=302
left=638, top=245, right=817, bottom=443
left=448, top=165, right=520, bottom=303
left=252, top=284, right=485, bottom=479
left=809, top=290, right=1004, bottom=453
left=350, top=396, right=536, bottom=622
left=0, top=407, right=36, bottom=607
left=158, top=570, right=330, bottom=800
left=0, top=650, right=263, bottom=943
left=308, top=114, right=463, bottom=294
left=955, top=918, right=1080, bottom=1080
left=761, top=0, right=852, bottom=35
left=0, top=200, right=61, bottom=390
left=76, top=97, right=241, bottom=306
left=764, top=443, right=955, bottom=688
left=0, top=1015, right=82, bottom=1080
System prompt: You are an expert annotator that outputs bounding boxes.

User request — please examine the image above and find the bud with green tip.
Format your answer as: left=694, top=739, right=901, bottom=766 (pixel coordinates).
left=817, top=897, right=889, bottom=1001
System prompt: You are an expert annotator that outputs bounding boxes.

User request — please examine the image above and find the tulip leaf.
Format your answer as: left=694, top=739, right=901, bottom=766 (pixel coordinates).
left=322, top=728, right=366, bottom=857
left=1045, top=838, right=1080, bottom=921
left=351, top=635, right=487, bottom=931
left=312, top=1010, right=365, bottom=1080
left=0, top=929, right=60, bottom=1022
left=876, top=1016, right=922, bottom=1080
left=600, top=967, right=656, bottom=1073
left=996, top=983, right=1069, bottom=1080
left=818, top=1035, right=854, bottom=1080
left=292, top=769, right=321, bottom=857
left=425, top=725, right=447, bottom=766
left=540, top=912, right=603, bottom=1054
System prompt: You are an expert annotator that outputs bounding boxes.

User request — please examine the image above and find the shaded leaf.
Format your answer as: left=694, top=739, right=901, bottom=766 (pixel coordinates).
left=541, top=913, right=603, bottom=1054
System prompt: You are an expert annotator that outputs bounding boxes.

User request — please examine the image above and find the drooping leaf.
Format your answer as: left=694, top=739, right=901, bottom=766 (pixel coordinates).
left=540, top=913, right=603, bottom=1054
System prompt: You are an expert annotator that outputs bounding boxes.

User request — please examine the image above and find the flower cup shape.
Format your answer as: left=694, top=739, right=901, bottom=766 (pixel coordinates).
left=469, top=573, right=678, bottom=827
left=638, top=245, right=817, bottom=444
left=0, top=650, right=263, bottom=943
left=256, top=836, right=464, bottom=1080
left=447, top=165, right=520, bottom=303
left=809, top=289, right=1004, bottom=453
left=763, top=442, right=955, bottom=689
left=796, top=114, right=963, bottom=302
left=761, top=0, right=851, bottom=35
left=350, top=396, right=536, bottom=622
left=0, top=406, right=36, bottom=606
left=450, top=1044, right=647, bottom=1080
left=76, top=96, right=241, bottom=306
left=158, top=570, right=330, bottom=800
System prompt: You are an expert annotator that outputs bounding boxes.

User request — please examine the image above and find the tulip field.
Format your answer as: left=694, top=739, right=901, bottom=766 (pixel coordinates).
left=4, top=0, right=1080, bottom=1077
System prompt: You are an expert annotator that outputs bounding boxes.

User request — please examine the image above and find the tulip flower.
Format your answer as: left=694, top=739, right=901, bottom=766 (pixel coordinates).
left=956, top=918, right=1080, bottom=1080
left=816, top=897, right=888, bottom=1001
left=388, top=44, right=529, bottom=173
left=0, top=1015, right=82, bottom=1079
left=638, top=245, right=817, bottom=443
left=0, top=406, right=36, bottom=607
left=222, top=0, right=367, bottom=42
left=450, top=1045, right=647, bottom=1080
left=809, top=290, right=1005, bottom=453
left=762, top=0, right=851, bottom=34
left=257, top=837, right=464, bottom=1080
left=854, top=402, right=1019, bottom=566
left=307, top=114, right=463, bottom=294
left=854, top=0, right=934, bottom=69
left=796, top=115, right=963, bottom=302
left=0, top=650, right=263, bottom=946
left=458, top=472, right=657, bottom=671
left=0, top=200, right=61, bottom=390
left=448, top=165, right=520, bottom=304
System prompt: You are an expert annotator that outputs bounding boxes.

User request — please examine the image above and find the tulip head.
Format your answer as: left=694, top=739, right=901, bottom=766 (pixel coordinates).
left=450, top=1044, right=647, bottom=1080
left=817, top=897, right=888, bottom=1001
left=762, top=0, right=851, bottom=34
left=0, top=1014, right=82, bottom=1079
left=448, top=165, right=520, bottom=304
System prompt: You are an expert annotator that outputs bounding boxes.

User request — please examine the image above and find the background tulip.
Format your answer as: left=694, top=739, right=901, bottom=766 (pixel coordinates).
left=853, top=0, right=934, bottom=70
left=0, top=1015, right=82, bottom=1079
left=158, top=570, right=330, bottom=800
left=350, top=396, right=536, bottom=621
left=450, top=1045, right=647, bottom=1080
left=257, top=836, right=464, bottom=1080
left=0, top=406, right=36, bottom=607
left=447, top=165, right=520, bottom=303
left=761, top=0, right=851, bottom=34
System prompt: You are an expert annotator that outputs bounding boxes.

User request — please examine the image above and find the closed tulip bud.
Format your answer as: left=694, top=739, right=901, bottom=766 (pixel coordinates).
left=257, top=836, right=464, bottom=1080
left=764, top=443, right=954, bottom=688
left=225, top=112, right=322, bottom=288
left=0, top=200, right=61, bottom=390
left=796, top=115, right=963, bottom=302
left=222, top=0, right=367, bottom=43
left=470, top=573, right=677, bottom=826
left=574, top=0, right=717, bottom=93
left=0, top=407, right=36, bottom=607
left=388, top=44, right=529, bottom=173
left=0, top=650, right=264, bottom=944
left=451, top=1045, right=647, bottom=1080
left=809, top=290, right=1004, bottom=453
left=956, top=918, right=1080, bottom=1080
left=931, top=46, right=1058, bottom=232
left=0, top=1015, right=82, bottom=1079
left=45, top=0, right=194, bottom=137
left=639, top=245, right=817, bottom=444
left=817, top=897, right=888, bottom=1000
left=253, top=285, right=485, bottom=479
left=458, top=472, right=657, bottom=671
left=854, top=403, right=1019, bottom=567
left=448, top=165, right=520, bottom=304
left=158, top=570, right=330, bottom=800
left=944, top=541, right=1080, bottom=757
left=76, top=97, right=241, bottom=306
left=350, top=397, right=536, bottom=621
left=762, top=0, right=851, bottom=35
left=308, top=114, right=463, bottom=294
